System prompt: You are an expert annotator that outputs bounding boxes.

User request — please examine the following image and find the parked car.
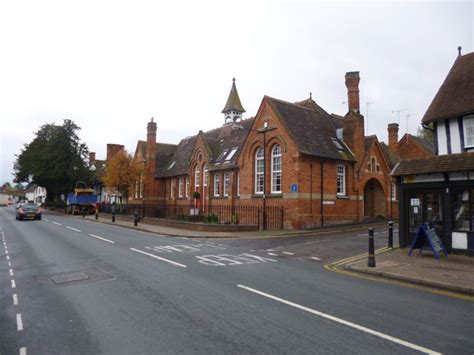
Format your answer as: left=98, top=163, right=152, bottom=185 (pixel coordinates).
left=16, top=203, right=42, bottom=221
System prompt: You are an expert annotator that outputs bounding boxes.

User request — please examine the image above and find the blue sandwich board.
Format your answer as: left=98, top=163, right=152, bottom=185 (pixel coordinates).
left=408, top=224, right=448, bottom=260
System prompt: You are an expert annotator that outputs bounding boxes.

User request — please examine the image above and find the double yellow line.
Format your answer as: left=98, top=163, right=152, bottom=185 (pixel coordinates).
left=325, top=248, right=474, bottom=302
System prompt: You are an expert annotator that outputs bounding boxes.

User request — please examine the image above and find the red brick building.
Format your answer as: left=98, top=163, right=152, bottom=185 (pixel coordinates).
left=131, top=73, right=402, bottom=229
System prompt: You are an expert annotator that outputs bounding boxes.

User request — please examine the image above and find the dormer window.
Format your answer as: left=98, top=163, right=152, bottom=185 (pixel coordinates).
left=216, top=150, right=229, bottom=162
left=463, top=116, right=474, bottom=148
left=225, top=147, right=239, bottom=161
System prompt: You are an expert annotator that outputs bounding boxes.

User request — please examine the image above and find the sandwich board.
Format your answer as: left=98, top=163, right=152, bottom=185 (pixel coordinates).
left=408, top=224, right=447, bottom=260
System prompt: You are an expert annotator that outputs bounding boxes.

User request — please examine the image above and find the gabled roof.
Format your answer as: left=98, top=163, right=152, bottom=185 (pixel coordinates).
left=222, top=78, right=246, bottom=113
left=423, top=52, right=474, bottom=123
left=156, top=118, right=254, bottom=178
left=267, top=96, right=355, bottom=161
left=391, top=152, right=474, bottom=176
left=380, top=142, right=401, bottom=169
left=400, top=134, right=435, bottom=155
left=91, top=159, right=107, bottom=180
left=365, top=135, right=377, bottom=152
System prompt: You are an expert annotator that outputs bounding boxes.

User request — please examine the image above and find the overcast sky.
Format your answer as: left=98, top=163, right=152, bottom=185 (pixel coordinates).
left=0, top=0, right=472, bottom=185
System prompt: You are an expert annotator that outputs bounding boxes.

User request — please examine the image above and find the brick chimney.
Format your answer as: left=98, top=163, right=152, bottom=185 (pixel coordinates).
left=345, top=72, right=360, bottom=113
left=89, top=152, right=96, bottom=166
left=145, top=118, right=157, bottom=201
left=106, top=144, right=124, bottom=161
left=343, top=71, right=365, bottom=165
left=388, top=123, right=399, bottom=152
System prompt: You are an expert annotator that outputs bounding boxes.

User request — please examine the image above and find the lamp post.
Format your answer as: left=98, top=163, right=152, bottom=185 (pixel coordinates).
left=232, top=123, right=277, bottom=230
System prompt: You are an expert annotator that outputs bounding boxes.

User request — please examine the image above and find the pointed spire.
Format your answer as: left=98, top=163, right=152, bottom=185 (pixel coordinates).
left=222, top=78, right=246, bottom=113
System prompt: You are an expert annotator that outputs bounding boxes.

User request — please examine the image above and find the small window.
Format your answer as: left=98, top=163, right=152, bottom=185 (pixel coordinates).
left=214, top=174, right=221, bottom=196
left=463, top=116, right=474, bottom=148
left=332, top=138, right=344, bottom=151
left=225, top=147, right=239, bottom=161
left=391, top=183, right=396, bottom=201
left=216, top=150, right=229, bottom=162
left=337, top=165, right=346, bottom=196
left=376, top=164, right=380, bottom=172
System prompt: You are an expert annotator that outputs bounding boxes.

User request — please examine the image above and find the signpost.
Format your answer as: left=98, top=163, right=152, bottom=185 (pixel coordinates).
left=408, top=224, right=447, bottom=260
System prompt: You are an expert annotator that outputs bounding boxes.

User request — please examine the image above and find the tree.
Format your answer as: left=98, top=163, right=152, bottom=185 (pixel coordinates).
left=103, top=150, right=143, bottom=206
left=14, top=119, right=92, bottom=204
left=416, top=123, right=434, bottom=144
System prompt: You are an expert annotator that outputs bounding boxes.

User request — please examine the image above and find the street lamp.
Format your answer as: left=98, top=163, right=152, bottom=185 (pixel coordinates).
left=231, top=123, right=277, bottom=230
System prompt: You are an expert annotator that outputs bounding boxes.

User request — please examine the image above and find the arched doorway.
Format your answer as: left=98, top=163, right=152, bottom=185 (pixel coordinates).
left=364, top=178, right=386, bottom=219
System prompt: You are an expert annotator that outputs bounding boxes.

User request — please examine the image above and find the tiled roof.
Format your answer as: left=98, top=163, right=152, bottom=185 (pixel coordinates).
left=268, top=96, right=355, bottom=161
left=365, top=135, right=377, bottom=152
left=391, top=152, right=474, bottom=176
left=407, top=134, right=434, bottom=154
left=92, top=159, right=107, bottom=180
left=423, top=52, right=474, bottom=123
left=156, top=118, right=254, bottom=178
left=380, top=142, right=401, bottom=169
left=155, top=143, right=178, bottom=176
left=222, top=79, right=245, bottom=113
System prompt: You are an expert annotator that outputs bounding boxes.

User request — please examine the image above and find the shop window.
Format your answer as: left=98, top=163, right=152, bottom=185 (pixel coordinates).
left=453, top=190, right=472, bottom=231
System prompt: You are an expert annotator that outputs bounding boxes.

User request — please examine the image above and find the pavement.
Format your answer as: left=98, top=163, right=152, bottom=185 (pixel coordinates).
left=52, top=210, right=474, bottom=297
left=342, top=248, right=474, bottom=296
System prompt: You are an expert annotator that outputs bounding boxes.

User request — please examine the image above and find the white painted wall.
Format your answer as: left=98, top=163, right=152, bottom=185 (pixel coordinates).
left=449, top=118, right=461, bottom=153
left=437, top=122, right=447, bottom=155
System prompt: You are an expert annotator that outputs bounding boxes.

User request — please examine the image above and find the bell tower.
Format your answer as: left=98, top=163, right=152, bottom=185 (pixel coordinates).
left=222, top=78, right=246, bottom=125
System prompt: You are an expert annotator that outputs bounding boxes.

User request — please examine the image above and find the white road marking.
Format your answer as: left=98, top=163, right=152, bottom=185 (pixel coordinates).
left=5, top=249, right=8, bottom=254
left=51, top=221, right=62, bottom=226
left=20, top=347, right=27, bottom=355
left=237, top=285, right=441, bottom=355
left=9, top=268, right=14, bottom=276
left=11, top=279, right=16, bottom=288
left=66, top=226, right=81, bottom=232
left=43, top=218, right=50, bottom=222
left=310, top=256, right=322, bottom=261
left=282, top=251, right=294, bottom=255
left=267, top=252, right=278, bottom=256
left=89, top=234, right=115, bottom=244
left=13, top=293, right=18, bottom=305
left=6, top=255, right=10, bottom=260
left=16, top=313, right=23, bottom=331
left=8, top=261, right=12, bottom=267
left=130, top=248, right=187, bottom=268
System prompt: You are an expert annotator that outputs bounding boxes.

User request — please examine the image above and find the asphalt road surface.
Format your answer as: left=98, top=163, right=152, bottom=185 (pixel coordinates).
left=1, top=207, right=472, bottom=354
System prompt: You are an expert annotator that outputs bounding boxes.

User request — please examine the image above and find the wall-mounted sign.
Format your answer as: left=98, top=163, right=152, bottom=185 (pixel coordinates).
left=322, top=200, right=335, bottom=205
left=410, top=198, right=420, bottom=206
left=291, top=184, right=298, bottom=193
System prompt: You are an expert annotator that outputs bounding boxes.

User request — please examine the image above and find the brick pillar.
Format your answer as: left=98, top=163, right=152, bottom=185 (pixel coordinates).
left=345, top=72, right=360, bottom=114
left=343, top=72, right=365, bottom=166
left=388, top=123, right=399, bottom=153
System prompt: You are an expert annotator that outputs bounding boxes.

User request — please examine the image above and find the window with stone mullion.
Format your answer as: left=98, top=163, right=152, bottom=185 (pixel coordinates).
left=255, top=148, right=264, bottom=194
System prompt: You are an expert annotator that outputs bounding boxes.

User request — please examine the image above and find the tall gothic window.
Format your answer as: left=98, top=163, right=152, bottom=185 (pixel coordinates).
left=255, top=147, right=264, bottom=194
left=178, top=177, right=184, bottom=198
left=203, top=164, right=209, bottom=187
left=271, top=144, right=282, bottom=193
left=194, top=165, right=200, bottom=190
left=223, top=173, right=231, bottom=197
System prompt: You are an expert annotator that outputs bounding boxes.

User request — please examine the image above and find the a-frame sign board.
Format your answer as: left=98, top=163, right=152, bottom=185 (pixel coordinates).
left=408, top=224, right=448, bottom=260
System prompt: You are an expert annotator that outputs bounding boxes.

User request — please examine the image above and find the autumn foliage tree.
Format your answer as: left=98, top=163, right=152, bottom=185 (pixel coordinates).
left=103, top=150, right=143, bottom=206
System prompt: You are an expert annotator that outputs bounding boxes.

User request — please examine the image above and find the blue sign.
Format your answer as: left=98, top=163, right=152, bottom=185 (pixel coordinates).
left=408, top=224, right=447, bottom=260
left=291, top=183, right=298, bottom=193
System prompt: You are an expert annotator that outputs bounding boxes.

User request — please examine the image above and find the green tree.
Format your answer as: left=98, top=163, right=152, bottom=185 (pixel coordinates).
left=103, top=150, right=143, bottom=206
left=416, top=123, right=434, bottom=144
left=14, top=119, right=92, bottom=204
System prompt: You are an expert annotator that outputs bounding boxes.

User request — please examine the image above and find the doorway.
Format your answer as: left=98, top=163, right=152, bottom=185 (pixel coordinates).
left=364, top=178, right=386, bottom=219
left=407, top=191, right=444, bottom=246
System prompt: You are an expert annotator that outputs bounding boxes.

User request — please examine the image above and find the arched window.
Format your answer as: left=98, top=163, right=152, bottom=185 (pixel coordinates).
left=271, top=144, right=282, bottom=193
left=203, top=164, right=209, bottom=187
left=255, top=148, right=264, bottom=194
left=194, top=165, right=200, bottom=190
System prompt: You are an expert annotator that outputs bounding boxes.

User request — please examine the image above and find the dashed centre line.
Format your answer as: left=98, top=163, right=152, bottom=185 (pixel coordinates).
left=130, top=248, right=187, bottom=268
left=20, top=347, right=27, bottom=355
left=66, top=226, right=81, bottom=232
left=89, top=234, right=115, bottom=244
left=13, top=293, right=18, bottom=305
left=9, top=268, right=14, bottom=276
left=282, top=251, right=295, bottom=255
left=16, top=313, right=23, bottom=331
left=11, top=279, right=16, bottom=288
left=51, top=221, right=62, bottom=226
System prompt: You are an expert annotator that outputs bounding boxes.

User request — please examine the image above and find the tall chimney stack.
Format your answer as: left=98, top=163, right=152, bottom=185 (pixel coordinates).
left=145, top=118, right=157, bottom=201
left=345, top=71, right=360, bottom=113
left=388, top=123, right=399, bottom=152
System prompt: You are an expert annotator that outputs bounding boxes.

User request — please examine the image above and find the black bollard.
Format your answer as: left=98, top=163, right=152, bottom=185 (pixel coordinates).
left=112, top=210, right=116, bottom=223
left=82, top=208, right=86, bottom=218
left=368, top=227, right=376, bottom=267
left=95, top=209, right=99, bottom=220
left=134, top=210, right=138, bottom=227
left=388, top=221, right=393, bottom=248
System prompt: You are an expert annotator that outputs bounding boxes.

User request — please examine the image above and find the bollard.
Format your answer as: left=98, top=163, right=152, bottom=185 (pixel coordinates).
left=134, top=210, right=138, bottom=227
left=112, top=210, right=116, bottom=223
left=82, top=208, right=86, bottom=218
left=95, top=209, right=99, bottom=220
left=388, top=221, right=393, bottom=248
left=368, top=227, right=376, bottom=267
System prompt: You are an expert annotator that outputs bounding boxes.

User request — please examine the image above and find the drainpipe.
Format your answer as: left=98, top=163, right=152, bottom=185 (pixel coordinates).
left=320, top=160, right=324, bottom=227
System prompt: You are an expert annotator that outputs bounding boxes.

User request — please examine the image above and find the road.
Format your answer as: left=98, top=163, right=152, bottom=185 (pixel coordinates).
left=1, top=207, right=472, bottom=354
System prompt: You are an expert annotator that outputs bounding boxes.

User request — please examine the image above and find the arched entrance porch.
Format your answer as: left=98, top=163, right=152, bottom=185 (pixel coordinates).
left=364, top=178, right=386, bottom=219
